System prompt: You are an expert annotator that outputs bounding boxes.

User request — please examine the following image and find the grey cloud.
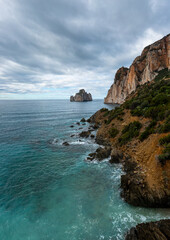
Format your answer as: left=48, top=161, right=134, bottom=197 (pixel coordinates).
left=0, top=0, right=169, bottom=98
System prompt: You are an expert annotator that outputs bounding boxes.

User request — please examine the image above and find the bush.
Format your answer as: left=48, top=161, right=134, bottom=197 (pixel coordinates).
left=139, top=120, right=157, bottom=141
left=159, top=134, right=170, bottom=146
left=106, top=107, right=125, bottom=124
left=109, top=128, right=119, bottom=138
left=158, top=134, right=170, bottom=165
left=158, top=153, right=170, bottom=165
left=118, top=121, right=142, bottom=145
left=100, top=108, right=108, bottom=112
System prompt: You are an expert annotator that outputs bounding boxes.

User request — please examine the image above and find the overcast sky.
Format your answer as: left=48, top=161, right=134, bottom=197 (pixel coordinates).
left=0, top=0, right=169, bottom=99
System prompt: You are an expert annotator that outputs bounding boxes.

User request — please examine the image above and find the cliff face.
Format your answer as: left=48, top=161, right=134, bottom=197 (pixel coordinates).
left=70, top=89, right=92, bottom=102
left=104, top=34, right=170, bottom=104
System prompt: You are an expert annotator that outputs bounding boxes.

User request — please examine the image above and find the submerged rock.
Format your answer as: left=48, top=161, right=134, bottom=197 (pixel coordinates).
left=125, top=219, right=170, bottom=240
left=70, top=89, right=92, bottom=102
left=62, top=141, right=70, bottom=146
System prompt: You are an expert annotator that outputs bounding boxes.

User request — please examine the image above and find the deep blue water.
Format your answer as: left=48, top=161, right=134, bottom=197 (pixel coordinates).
left=0, top=99, right=169, bottom=240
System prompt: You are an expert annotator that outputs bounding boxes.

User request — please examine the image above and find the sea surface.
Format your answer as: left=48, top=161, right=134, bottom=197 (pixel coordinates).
left=0, top=99, right=169, bottom=240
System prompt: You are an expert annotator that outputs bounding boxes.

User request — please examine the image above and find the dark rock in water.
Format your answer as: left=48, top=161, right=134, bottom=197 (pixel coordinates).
left=88, top=147, right=111, bottom=161
left=90, top=134, right=95, bottom=139
left=109, top=148, right=123, bottom=164
left=62, top=142, right=70, bottom=146
left=96, top=147, right=111, bottom=161
left=70, top=135, right=75, bottom=137
left=79, top=130, right=92, bottom=138
left=91, top=124, right=99, bottom=129
left=82, top=123, right=86, bottom=125
left=70, top=89, right=92, bottom=102
left=76, top=122, right=80, bottom=125
left=70, top=125, right=74, bottom=128
left=79, top=127, right=83, bottom=130
left=80, top=118, right=86, bottom=122
left=125, top=219, right=170, bottom=240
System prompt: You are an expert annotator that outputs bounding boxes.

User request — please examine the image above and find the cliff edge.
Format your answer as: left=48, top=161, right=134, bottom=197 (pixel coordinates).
left=104, top=34, right=170, bottom=104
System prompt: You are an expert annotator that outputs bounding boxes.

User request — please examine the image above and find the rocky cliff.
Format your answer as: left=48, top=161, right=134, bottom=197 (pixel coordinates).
left=70, top=89, right=92, bottom=102
left=104, top=34, right=170, bottom=104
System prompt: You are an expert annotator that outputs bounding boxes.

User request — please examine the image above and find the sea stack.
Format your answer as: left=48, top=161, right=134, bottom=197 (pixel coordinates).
left=104, top=34, right=170, bottom=104
left=70, top=89, right=92, bottom=102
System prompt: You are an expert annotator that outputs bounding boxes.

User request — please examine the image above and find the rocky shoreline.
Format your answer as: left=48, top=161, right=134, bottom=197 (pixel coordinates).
left=125, top=219, right=170, bottom=240
left=77, top=107, right=169, bottom=238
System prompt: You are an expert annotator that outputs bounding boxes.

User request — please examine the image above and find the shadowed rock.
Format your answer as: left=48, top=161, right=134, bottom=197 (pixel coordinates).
left=125, top=219, right=170, bottom=240
left=70, top=89, right=92, bottom=102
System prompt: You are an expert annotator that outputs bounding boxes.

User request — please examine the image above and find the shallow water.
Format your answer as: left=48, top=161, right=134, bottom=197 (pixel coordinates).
left=0, top=99, right=169, bottom=240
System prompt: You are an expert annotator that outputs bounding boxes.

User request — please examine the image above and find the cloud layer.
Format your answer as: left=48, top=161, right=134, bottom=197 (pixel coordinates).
left=0, top=0, right=169, bottom=99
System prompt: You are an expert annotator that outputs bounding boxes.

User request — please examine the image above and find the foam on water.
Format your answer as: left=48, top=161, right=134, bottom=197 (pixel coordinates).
left=0, top=100, right=169, bottom=240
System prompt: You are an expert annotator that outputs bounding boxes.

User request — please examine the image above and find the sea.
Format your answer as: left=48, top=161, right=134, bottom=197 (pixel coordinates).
left=0, top=99, right=169, bottom=240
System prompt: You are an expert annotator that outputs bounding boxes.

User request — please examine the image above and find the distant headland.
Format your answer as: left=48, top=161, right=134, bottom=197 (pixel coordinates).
left=70, top=89, right=92, bottom=102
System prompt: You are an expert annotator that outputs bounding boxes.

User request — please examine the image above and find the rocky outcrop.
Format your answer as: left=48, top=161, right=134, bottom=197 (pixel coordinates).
left=70, top=89, right=92, bottom=102
left=105, top=34, right=170, bottom=104
left=121, top=158, right=170, bottom=207
left=125, top=219, right=170, bottom=240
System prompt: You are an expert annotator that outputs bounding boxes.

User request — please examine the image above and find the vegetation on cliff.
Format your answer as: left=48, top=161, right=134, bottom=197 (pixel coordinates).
left=89, top=69, right=170, bottom=207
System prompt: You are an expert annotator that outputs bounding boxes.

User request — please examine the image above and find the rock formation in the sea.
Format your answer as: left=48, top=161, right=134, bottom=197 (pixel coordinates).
left=104, top=34, right=170, bottom=104
left=125, top=219, right=170, bottom=240
left=70, top=89, right=92, bottom=102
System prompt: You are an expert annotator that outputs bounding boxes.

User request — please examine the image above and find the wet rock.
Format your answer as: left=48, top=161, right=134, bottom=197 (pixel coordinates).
left=70, top=134, right=75, bottom=137
left=125, top=219, right=170, bottom=240
left=90, top=134, right=95, bottom=139
left=82, top=123, right=86, bottom=125
left=88, top=147, right=111, bottom=161
left=96, top=147, right=111, bottom=160
left=62, top=141, right=70, bottom=146
left=80, top=118, right=86, bottom=122
left=109, top=148, right=123, bottom=164
left=76, top=122, right=80, bottom=125
left=70, top=125, right=74, bottom=128
left=79, top=127, right=83, bottom=130
left=79, top=130, right=92, bottom=138
left=91, top=124, right=99, bottom=129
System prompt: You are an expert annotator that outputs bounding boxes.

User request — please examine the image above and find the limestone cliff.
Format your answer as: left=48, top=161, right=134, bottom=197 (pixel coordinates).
left=70, top=89, right=92, bottom=102
left=104, top=34, right=170, bottom=104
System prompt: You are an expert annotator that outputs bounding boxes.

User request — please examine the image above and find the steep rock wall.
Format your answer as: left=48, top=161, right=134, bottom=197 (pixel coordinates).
left=104, top=34, right=170, bottom=104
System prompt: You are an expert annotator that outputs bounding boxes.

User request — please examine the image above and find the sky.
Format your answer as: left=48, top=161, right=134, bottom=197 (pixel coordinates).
left=0, top=0, right=169, bottom=100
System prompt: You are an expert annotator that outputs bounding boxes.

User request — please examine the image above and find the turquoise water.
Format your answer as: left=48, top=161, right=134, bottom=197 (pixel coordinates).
left=0, top=99, right=169, bottom=240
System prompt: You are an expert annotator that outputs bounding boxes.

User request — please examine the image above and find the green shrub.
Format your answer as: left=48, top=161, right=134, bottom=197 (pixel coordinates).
left=118, top=121, right=142, bottom=145
left=154, top=68, right=170, bottom=82
left=159, top=134, right=170, bottom=146
left=158, top=134, right=170, bottom=165
left=158, top=153, right=170, bottom=165
left=158, top=117, right=170, bottom=133
left=100, top=108, right=108, bottom=112
left=106, top=107, right=125, bottom=124
left=139, top=120, right=157, bottom=141
left=109, top=128, right=119, bottom=138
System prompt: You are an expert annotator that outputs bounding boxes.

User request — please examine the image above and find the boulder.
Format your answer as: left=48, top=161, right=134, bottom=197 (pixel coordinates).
left=109, top=148, right=123, bottom=164
left=79, top=130, right=92, bottom=138
left=62, top=141, right=70, bottom=146
left=125, top=219, right=170, bottom=240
